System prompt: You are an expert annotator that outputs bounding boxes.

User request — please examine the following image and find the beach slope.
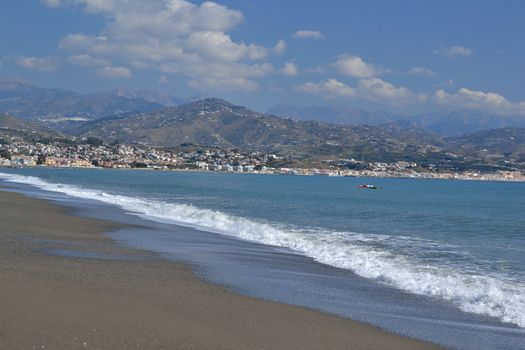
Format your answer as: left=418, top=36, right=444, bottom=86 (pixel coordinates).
left=0, top=189, right=444, bottom=350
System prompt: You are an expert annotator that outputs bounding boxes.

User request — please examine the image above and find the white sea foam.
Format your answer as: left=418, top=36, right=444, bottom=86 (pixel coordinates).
left=1, top=172, right=524, bottom=328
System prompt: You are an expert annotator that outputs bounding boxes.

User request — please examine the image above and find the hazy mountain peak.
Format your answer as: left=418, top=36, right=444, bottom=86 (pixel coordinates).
left=111, top=87, right=180, bottom=107
left=0, top=78, right=35, bottom=91
left=0, top=82, right=163, bottom=132
left=268, top=103, right=525, bottom=136
left=267, top=104, right=399, bottom=126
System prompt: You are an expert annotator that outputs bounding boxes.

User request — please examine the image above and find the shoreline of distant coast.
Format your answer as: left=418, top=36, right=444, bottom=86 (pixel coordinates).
left=2, top=163, right=525, bottom=183
left=0, top=185, right=445, bottom=350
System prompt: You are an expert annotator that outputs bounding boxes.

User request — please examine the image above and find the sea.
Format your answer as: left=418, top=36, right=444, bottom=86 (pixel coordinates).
left=0, top=168, right=524, bottom=350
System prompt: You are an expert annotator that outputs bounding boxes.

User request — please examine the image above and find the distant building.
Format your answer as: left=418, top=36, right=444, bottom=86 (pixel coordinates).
left=10, top=156, right=36, bottom=167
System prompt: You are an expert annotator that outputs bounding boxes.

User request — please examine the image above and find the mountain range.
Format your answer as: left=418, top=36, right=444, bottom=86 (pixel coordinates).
left=0, top=80, right=162, bottom=132
left=111, top=87, right=190, bottom=107
left=65, top=98, right=525, bottom=170
left=268, top=105, right=525, bottom=137
left=76, top=98, right=448, bottom=163
left=267, top=104, right=399, bottom=127
left=1, top=79, right=524, bottom=170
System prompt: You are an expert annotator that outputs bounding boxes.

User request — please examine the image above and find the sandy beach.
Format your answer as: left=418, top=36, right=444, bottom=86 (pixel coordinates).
left=0, top=187, right=445, bottom=350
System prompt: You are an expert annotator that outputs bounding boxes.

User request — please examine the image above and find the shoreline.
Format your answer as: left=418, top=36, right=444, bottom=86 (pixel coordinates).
left=2, top=164, right=525, bottom=183
left=0, top=187, right=446, bottom=349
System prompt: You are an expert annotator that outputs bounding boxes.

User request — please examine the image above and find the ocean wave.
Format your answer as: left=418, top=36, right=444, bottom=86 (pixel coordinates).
left=1, top=171, right=524, bottom=328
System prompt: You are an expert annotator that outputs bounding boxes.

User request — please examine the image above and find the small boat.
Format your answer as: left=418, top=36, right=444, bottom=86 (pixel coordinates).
left=357, top=184, right=378, bottom=189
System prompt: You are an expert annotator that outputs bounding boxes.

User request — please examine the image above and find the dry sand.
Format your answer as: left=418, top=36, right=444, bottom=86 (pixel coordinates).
left=0, top=188, right=445, bottom=350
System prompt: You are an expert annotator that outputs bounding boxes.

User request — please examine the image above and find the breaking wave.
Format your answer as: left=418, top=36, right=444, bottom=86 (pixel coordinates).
left=1, top=172, right=524, bottom=328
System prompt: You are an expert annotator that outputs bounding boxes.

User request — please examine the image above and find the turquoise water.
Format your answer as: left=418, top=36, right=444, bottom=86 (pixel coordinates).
left=1, top=168, right=524, bottom=349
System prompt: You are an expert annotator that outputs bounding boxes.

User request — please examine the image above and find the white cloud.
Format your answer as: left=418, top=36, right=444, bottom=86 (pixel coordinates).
left=60, top=34, right=111, bottom=56
left=358, top=78, right=427, bottom=104
left=45, top=0, right=115, bottom=13
left=49, top=0, right=276, bottom=91
left=298, top=77, right=425, bottom=105
left=97, top=66, right=131, bottom=78
left=297, top=79, right=355, bottom=99
left=273, top=39, right=286, bottom=54
left=407, top=66, right=436, bottom=77
left=62, top=0, right=243, bottom=40
left=159, top=63, right=179, bottom=73
left=333, top=54, right=386, bottom=78
left=434, top=88, right=525, bottom=115
left=177, top=61, right=273, bottom=91
left=130, top=60, right=151, bottom=69
left=67, top=54, right=109, bottom=67
left=158, top=75, right=168, bottom=84
left=434, top=45, right=472, bottom=58
left=281, top=62, right=298, bottom=76
left=187, top=31, right=267, bottom=62
left=15, top=56, right=60, bottom=72
left=292, top=30, right=324, bottom=40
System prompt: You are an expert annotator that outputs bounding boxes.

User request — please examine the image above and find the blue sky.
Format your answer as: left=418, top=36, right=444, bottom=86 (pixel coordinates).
left=1, top=0, right=524, bottom=115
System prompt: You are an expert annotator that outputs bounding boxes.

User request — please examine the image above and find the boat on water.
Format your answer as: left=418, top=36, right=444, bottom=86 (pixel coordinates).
left=357, top=184, right=379, bottom=189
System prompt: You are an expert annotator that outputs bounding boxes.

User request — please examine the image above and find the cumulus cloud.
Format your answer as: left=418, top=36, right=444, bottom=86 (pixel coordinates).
left=281, top=62, right=298, bottom=76
left=273, top=39, right=286, bottom=54
left=292, top=30, right=325, bottom=40
left=67, top=54, right=109, bottom=67
left=97, top=66, right=131, bottom=78
left=297, top=79, right=355, bottom=99
left=358, top=78, right=427, bottom=104
left=47, top=0, right=276, bottom=91
left=333, top=54, right=386, bottom=78
left=298, top=77, right=425, bottom=105
left=172, top=61, right=273, bottom=91
left=187, top=31, right=267, bottom=62
left=407, top=66, right=436, bottom=77
left=434, top=88, right=525, bottom=115
left=15, top=56, right=60, bottom=72
left=434, top=45, right=472, bottom=58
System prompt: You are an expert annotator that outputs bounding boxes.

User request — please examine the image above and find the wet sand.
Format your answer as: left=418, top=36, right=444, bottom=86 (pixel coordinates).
left=0, top=188, right=445, bottom=350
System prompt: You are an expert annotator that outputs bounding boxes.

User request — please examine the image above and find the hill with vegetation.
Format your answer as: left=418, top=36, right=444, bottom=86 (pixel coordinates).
left=77, top=98, right=457, bottom=165
left=0, top=113, right=65, bottom=142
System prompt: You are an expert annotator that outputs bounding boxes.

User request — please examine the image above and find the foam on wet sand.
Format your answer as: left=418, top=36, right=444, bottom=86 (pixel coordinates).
left=0, top=188, right=445, bottom=350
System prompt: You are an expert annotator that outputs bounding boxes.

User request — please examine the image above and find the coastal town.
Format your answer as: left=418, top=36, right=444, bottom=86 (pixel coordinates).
left=1, top=2, right=525, bottom=349
left=1, top=137, right=524, bottom=182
